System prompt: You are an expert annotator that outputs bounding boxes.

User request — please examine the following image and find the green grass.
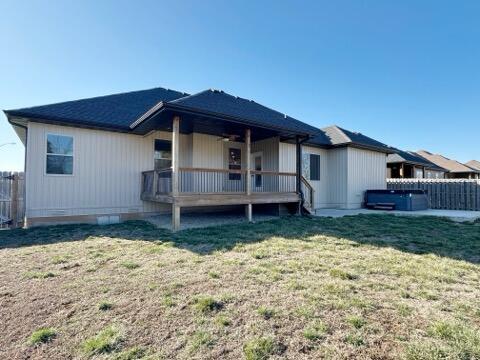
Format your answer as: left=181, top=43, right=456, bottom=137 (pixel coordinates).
left=24, top=271, right=55, bottom=279
left=303, top=321, right=328, bottom=341
left=29, top=328, right=57, bottom=345
left=1, top=215, right=479, bottom=359
left=193, top=296, right=223, bottom=314
left=81, top=326, right=123, bottom=356
left=256, top=306, right=276, bottom=320
left=243, top=337, right=279, bottom=360
left=120, top=261, right=140, bottom=270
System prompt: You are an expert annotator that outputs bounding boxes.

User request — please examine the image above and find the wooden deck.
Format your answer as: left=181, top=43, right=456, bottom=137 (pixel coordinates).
left=141, top=191, right=301, bottom=207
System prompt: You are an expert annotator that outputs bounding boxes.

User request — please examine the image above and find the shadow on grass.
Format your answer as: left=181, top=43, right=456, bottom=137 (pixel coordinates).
left=0, top=214, right=479, bottom=264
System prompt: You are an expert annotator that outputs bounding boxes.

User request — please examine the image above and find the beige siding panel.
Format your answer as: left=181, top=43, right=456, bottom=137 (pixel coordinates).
left=279, top=142, right=296, bottom=173
left=303, top=146, right=329, bottom=208
left=192, top=133, right=225, bottom=168
left=251, top=137, right=279, bottom=171
left=25, top=123, right=187, bottom=218
left=346, top=147, right=387, bottom=209
left=326, top=148, right=348, bottom=208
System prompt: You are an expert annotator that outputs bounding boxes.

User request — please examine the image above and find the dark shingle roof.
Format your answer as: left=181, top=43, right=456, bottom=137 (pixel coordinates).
left=310, top=125, right=393, bottom=153
left=166, top=89, right=319, bottom=135
left=5, top=87, right=188, bottom=130
left=387, top=148, right=446, bottom=171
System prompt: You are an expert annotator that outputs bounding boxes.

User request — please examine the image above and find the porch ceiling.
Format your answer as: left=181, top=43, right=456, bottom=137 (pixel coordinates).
left=132, top=107, right=300, bottom=141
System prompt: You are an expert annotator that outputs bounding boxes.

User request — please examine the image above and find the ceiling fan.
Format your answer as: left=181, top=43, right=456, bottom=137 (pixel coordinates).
left=217, top=134, right=241, bottom=142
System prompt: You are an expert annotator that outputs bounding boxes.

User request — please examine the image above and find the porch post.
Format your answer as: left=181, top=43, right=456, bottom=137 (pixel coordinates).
left=245, top=128, right=252, bottom=222
left=172, top=116, right=180, bottom=196
left=171, top=116, right=180, bottom=231
left=296, top=136, right=302, bottom=214
left=172, top=204, right=181, bottom=232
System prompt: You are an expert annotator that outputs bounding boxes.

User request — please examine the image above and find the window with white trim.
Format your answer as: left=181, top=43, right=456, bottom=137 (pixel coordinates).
left=46, top=134, right=74, bottom=175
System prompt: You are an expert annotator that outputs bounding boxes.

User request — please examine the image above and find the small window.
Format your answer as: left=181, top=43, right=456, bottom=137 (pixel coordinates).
left=154, top=139, right=172, bottom=170
left=46, top=134, right=73, bottom=175
left=302, top=153, right=320, bottom=181
left=228, top=148, right=241, bottom=180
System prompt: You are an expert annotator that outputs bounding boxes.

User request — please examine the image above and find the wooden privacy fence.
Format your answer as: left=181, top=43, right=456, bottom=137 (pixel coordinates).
left=387, top=178, right=480, bottom=211
left=0, top=171, right=25, bottom=229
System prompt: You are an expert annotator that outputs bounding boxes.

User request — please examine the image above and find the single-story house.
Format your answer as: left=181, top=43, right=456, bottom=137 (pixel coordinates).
left=4, top=87, right=392, bottom=230
left=387, top=149, right=446, bottom=179
left=465, top=160, right=480, bottom=172
left=416, top=150, right=480, bottom=179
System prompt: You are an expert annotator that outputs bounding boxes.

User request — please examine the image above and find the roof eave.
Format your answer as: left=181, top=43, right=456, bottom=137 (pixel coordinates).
left=132, top=102, right=315, bottom=137
left=5, top=112, right=132, bottom=133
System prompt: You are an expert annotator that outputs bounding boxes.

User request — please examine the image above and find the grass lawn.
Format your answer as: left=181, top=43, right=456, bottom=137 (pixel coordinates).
left=0, top=214, right=479, bottom=359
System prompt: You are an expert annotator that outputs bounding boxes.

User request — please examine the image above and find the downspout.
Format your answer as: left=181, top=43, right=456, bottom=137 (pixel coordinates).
left=295, top=135, right=310, bottom=216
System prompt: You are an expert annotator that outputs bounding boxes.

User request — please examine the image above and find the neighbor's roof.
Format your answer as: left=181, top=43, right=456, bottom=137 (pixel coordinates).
left=308, top=125, right=393, bottom=153
left=465, top=160, right=480, bottom=171
left=416, top=150, right=480, bottom=174
left=387, top=148, right=446, bottom=171
left=4, top=87, right=319, bottom=136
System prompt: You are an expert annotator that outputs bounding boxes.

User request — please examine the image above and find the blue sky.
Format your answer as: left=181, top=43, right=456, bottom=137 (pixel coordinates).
left=1, top=0, right=479, bottom=171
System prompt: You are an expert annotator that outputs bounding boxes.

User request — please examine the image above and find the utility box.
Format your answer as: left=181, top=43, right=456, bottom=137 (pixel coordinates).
left=365, top=189, right=429, bottom=211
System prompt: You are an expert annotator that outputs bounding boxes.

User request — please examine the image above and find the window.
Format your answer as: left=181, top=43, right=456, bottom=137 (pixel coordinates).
left=154, top=139, right=172, bottom=170
left=228, top=148, right=241, bottom=180
left=46, top=134, right=73, bottom=175
left=302, top=153, right=320, bottom=181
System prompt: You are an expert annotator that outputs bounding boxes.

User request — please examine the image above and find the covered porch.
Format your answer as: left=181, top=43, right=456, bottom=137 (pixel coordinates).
left=135, top=98, right=316, bottom=230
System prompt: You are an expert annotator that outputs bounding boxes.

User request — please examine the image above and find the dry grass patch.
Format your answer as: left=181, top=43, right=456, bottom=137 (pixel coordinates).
left=0, top=215, right=479, bottom=359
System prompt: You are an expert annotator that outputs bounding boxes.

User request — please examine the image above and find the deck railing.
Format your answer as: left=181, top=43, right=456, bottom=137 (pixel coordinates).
left=141, top=167, right=298, bottom=197
left=301, top=176, right=315, bottom=209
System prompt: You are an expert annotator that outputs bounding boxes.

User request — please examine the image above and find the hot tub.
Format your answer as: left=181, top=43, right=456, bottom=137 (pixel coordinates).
left=365, top=189, right=429, bottom=211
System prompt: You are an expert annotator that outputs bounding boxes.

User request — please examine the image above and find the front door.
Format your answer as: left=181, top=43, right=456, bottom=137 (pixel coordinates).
left=251, top=152, right=263, bottom=190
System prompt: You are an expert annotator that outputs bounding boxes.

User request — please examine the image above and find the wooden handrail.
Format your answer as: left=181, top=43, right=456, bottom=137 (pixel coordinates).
left=301, top=176, right=315, bottom=209
left=178, top=167, right=297, bottom=177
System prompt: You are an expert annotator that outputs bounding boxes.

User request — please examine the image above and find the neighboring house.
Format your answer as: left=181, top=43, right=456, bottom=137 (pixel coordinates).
left=4, top=87, right=391, bottom=230
left=465, top=160, right=480, bottom=172
left=387, top=149, right=446, bottom=179
left=416, top=150, right=480, bottom=179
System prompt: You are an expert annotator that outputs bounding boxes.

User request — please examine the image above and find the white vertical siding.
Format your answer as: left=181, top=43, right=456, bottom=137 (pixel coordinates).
left=346, top=147, right=387, bottom=208
left=278, top=143, right=386, bottom=209
left=325, top=148, right=349, bottom=208
left=279, top=143, right=296, bottom=173
left=302, top=146, right=329, bottom=208
left=25, top=123, right=193, bottom=218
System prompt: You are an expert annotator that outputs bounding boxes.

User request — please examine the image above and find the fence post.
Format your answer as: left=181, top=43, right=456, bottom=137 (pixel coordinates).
left=10, top=173, right=18, bottom=229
